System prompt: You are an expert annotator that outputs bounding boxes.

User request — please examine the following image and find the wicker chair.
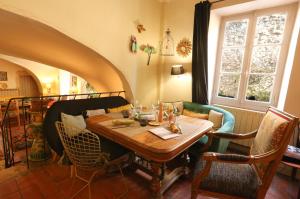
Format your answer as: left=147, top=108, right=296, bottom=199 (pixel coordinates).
left=55, top=121, right=128, bottom=199
left=191, top=107, right=299, bottom=199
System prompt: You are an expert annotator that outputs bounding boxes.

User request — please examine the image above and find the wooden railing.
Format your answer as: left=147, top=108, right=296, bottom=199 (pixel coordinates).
left=0, top=91, right=125, bottom=168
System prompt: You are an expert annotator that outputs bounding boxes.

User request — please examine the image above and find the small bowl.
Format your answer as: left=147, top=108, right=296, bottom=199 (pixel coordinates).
left=121, top=110, right=130, bottom=118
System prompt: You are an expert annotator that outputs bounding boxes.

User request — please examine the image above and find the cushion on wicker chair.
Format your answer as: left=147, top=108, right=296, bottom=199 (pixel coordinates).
left=194, top=159, right=260, bottom=199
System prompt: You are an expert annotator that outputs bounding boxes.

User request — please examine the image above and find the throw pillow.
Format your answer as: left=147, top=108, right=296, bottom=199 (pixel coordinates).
left=208, top=110, right=223, bottom=129
left=86, top=109, right=106, bottom=117
left=61, top=112, right=87, bottom=137
left=108, top=104, right=133, bottom=113
left=183, top=109, right=209, bottom=119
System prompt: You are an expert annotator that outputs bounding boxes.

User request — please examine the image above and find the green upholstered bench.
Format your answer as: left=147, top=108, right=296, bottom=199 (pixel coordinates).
left=183, top=102, right=235, bottom=156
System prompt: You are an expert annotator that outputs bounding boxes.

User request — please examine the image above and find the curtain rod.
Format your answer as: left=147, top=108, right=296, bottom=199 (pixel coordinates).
left=211, top=0, right=225, bottom=4
left=200, top=0, right=225, bottom=4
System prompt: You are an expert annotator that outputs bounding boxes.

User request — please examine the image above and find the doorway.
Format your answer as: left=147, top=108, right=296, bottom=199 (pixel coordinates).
left=17, top=72, right=40, bottom=97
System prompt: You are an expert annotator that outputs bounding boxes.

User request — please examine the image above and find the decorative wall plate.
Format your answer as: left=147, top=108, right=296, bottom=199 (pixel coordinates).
left=0, top=83, right=8, bottom=89
left=176, top=38, right=192, bottom=57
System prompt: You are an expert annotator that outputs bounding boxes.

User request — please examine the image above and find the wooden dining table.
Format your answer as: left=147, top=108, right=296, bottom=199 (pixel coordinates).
left=86, top=113, right=213, bottom=199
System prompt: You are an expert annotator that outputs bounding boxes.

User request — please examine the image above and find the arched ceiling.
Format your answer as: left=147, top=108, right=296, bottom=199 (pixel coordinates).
left=0, top=8, right=133, bottom=99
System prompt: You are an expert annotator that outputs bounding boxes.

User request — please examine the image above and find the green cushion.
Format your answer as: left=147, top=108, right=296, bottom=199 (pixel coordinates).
left=183, top=102, right=235, bottom=154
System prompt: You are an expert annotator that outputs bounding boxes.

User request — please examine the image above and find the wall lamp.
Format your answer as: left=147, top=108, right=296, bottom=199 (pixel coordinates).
left=171, top=64, right=184, bottom=75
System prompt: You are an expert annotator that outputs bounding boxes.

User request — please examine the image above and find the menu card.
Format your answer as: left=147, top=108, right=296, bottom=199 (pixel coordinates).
left=148, top=127, right=179, bottom=140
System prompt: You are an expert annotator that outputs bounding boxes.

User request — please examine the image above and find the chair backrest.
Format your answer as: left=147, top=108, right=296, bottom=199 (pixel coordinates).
left=55, top=121, right=107, bottom=170
left=249, top=107, right=298, bottom=197
left=7, top=100, right=20, bottom=118
left=250, top=107, right=298, bottom=156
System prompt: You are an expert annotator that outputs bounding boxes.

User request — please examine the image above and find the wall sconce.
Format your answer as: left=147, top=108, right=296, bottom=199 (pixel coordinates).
left=171, top=65, right=184, bottom=75
left=45, top=83, right=52, bottom=94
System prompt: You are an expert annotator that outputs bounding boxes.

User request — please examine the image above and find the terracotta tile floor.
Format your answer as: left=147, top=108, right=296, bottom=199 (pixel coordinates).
left=0, top=162, right=299, bottom=199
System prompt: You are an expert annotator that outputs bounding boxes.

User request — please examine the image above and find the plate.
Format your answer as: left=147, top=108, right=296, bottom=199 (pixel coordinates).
left=148, top=121, right=161, bottom=126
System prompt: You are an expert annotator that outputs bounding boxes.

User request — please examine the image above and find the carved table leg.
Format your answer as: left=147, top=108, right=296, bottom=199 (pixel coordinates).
left=183, top=152, right=190, bottom=177
left=151, top=162, right=162, bottom=199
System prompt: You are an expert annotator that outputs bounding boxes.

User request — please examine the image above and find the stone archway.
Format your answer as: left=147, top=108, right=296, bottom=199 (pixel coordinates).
left=0, top=8, right=133, bottom=100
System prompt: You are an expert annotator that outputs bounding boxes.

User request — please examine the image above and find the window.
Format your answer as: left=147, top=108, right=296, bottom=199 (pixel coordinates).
left=211, top=4, right=297, bottom=111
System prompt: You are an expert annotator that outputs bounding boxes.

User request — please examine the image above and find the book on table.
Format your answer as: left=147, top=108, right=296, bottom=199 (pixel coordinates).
left=148, top=127, right=179, bottom=140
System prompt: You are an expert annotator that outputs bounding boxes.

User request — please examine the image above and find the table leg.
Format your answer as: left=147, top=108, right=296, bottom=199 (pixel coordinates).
left=183, top=152, right=190, bottom=177
left=151, top=162, right=162, bottom=199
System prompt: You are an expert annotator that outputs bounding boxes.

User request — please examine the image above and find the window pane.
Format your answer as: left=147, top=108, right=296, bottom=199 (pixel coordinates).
left=221, top=48, right=244, bottom=72
left=254, top=14, right=287, bottom=45
left=250, top=46, right=280, bottom=73
left=224, top=19, right=248, bottom=47
left=218, top=74, right=240, bottom=98
left=246, top=74, right=274, bottom=102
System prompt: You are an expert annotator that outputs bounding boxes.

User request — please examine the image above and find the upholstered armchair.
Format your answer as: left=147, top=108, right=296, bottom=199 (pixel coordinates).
left=191, top=107, right=298, bottom=199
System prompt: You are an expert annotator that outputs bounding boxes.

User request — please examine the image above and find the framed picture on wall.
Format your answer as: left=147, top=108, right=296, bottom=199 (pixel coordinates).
left=0, top=71, right=7, bottom=81
left=71, top=75, right=77, bottom=87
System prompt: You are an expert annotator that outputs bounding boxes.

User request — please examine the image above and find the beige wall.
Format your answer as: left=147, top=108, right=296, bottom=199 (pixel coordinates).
left=159, top=0, right=221, bottom=102
left=0, top=0, right=162, bottom=106
left=284, top=28, right=300, bottom=117
left=0, top=61, right=20, bottom=88
left=159, top=0, right=196, bottom=102
left=0, top=55, right=60, bottom=95
left=0, top=58, right=43, bottom=94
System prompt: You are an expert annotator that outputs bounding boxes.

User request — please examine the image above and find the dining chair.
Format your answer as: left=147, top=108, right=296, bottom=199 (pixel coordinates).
left=191, top=107, right=299, bottom=199
left=55, top=121, right=128, bottom=199
left=6, top=100, right=21, bottom=128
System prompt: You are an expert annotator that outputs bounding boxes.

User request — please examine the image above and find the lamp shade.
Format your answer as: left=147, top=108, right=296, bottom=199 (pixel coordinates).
left=171, top=65, right=184, bottom=75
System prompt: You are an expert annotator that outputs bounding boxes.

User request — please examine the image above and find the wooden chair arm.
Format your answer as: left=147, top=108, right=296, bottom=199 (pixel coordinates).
left=202, top=148, right=280, bottom=165
left=207, top=130, right=258, bottom=140
left=192, top=148, right=286, bottom=198
left=202, top=152, right=254, bottom=164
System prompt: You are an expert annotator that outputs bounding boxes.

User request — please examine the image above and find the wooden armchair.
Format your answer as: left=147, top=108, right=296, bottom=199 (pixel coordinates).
left=191, top=107, right=299, bottom=199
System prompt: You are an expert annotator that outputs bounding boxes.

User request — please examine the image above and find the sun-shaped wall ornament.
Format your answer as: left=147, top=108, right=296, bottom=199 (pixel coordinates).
left=176, top=38, right=192, bottom=57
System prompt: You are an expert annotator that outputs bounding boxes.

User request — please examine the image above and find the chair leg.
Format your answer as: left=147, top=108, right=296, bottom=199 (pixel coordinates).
left=116, top=165, right=128, bottom=199
left=291, top=167, right=297, bottom=180
left=88, top=184, right=92, bottom=199
left=71, top=169, right=98, bottom=199
left=191, top=188, right=198, bottom=199
left=70, top=165, right=74, bottom=178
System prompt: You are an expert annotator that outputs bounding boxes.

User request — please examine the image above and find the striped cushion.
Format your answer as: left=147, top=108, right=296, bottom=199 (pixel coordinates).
left=194, top=159, right=260, bottom=199
left=250, top=110, right=289, bottom=155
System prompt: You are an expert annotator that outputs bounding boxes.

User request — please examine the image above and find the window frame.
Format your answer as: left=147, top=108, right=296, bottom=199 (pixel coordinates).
left=211, top=4, right=297, bottom=111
